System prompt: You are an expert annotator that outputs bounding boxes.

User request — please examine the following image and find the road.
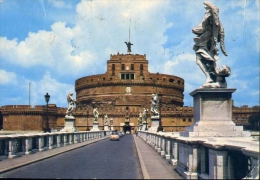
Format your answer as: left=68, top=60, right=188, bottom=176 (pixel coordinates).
left=0, top=135, right=143, bottom=179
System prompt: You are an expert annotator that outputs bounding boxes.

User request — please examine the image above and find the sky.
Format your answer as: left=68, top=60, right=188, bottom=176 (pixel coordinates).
left=0, top=0, right=259, bottom=108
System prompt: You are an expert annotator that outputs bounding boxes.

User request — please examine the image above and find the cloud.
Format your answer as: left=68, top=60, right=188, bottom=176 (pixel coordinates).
left=52, top=0, right=72, bottom=9
left=0, top=70, right=17, bottom=84
left=30, top=71, right=74, bottom=106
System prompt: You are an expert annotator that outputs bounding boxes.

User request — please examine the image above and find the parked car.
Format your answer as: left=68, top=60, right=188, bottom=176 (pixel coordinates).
left=118, top=131, right=123, bottom=138
left=110, top=131, right=120, bottom=141
left=126, top=131, right=130, bottom=134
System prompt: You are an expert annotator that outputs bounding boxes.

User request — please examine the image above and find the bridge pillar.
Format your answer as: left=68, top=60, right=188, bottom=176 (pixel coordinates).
left=157, top=137, right=161, bottom=153
left=160, top=138, right=165, bottom=156
left=170, top=140, right=178, bottom=165
left=164, top=138, right=171, bottom=160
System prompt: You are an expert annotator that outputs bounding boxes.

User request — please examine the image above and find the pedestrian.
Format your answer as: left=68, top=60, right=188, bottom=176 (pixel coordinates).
left=135, top=130, right=138, bottom=137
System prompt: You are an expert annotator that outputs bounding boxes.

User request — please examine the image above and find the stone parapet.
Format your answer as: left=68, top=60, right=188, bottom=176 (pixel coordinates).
left=137, top=131, right=259, bottom=179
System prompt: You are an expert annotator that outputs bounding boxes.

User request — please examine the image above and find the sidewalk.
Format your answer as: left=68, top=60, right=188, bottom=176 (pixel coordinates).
left=0, top=136, right=108, bottom=173
left=133, top=135, right=183, bottom=179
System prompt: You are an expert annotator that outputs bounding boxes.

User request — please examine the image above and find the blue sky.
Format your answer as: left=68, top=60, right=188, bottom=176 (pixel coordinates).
left=0, top=0, right=259, bottom=108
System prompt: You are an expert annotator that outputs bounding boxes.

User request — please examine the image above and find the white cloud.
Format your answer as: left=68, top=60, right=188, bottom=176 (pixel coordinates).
left=0, top=70, right=17, bottom=84
left=52, top=0, right=72, bottom=9
left=30, top=71, right=74, bottom=107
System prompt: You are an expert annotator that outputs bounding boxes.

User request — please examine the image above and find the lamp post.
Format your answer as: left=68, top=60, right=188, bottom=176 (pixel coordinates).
left=145, top=109, right=148, bottom=131
left=157, top=93, right=163, bottom=132
left=86, top=110, right=89, bottom=131
left=44, top=92, right=50, bottom=132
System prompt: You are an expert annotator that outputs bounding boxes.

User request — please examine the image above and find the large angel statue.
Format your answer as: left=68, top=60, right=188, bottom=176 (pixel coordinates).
left=193, top=1, right=230, bottom=88
left=65, top=92, right=76, bottom=118
left=151, top=94, right=159, bottom=117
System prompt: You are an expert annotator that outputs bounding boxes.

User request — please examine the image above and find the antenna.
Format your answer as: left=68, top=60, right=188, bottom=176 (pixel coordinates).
left=29, top=82, right=31, bottom=107
left=129, top=19, right=131, bottom=42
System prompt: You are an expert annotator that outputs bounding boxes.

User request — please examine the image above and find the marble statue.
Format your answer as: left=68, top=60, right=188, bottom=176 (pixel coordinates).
left=110, top=118, right=113, bottom=126
left=104, top=114, right=108, bottom=125
left=142, top=108, right=148, bottom=123
left=151, top=94, right=159, bottom=116
left=192, top=1, right=230, bottom=88
left=138, top=112, right=143, bottom=125
left=93, top=108, right=99, bottom=123
left=65, top=92, right=76, bottom=118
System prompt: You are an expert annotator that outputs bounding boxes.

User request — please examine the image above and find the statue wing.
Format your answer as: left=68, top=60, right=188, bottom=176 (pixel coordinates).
left=219, top=22, right=228, bottom=56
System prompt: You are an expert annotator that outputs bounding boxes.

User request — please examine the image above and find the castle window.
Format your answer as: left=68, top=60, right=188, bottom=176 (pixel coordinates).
left=140, top=64, right=143, bottom=70
left=121, top=64, right=125, bottom=70
left=112, top=64, right=115, bottom=70
left=163, top=78, right=166, bottom=81
left=169, top=78, right=174, bottom=83
left=121, top=73, right=134, bottom=80
left=182, top=118, right=186, bottom=122
left=188, top=118, right=192, bottom=122
left=178, top=80, right=181, bottom=84
left=112, top=71, right=115, bottom=76
left=103, top=77, right=106, bottom=80
left=140, top=71, right=143, bottom=76
left=131, top=64, right=134, bottom=70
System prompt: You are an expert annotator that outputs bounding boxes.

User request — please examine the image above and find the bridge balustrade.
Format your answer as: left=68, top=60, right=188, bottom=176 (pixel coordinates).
left=0, top=131, right=108, bottom=161
left=137, top=131, right=259, bottom=179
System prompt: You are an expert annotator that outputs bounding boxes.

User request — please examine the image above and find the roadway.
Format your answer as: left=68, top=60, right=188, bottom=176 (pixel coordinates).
left=0, top=135, right=143, bottom=179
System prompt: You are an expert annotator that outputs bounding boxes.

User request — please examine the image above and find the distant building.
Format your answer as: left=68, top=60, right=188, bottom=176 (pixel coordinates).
left=232, top=105, right=260, bottom=131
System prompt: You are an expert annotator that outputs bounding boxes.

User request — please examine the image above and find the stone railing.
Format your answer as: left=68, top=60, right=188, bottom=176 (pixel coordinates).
left=0, top=131, right=110, bottom=160
left=138, top=131, right=259, bottom=179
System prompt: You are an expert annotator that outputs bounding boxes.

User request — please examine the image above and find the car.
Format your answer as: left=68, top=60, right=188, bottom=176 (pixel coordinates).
left=126, top=131, right=130, bottom=134
left=118, top=131, right=123, bottom=138
left=110, top=131, right=120, bottom=141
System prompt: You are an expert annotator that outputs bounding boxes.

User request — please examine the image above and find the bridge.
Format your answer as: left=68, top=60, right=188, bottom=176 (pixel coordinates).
left=0, top=131, right=259, bottom=179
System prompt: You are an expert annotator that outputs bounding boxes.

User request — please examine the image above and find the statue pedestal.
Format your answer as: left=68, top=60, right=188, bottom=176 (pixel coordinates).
left=139, top=124, right=143, bottom=130
left=104, top=125, right=109, bottom=131
left=90, top=122, right=100, bottom=131
left=181, top=88, right=251, bottom=137
left=149, top=116, right=160, bottom=133
left=60, top=116, right=78, bottom=132
left=142, top=122, right=148, bottom=131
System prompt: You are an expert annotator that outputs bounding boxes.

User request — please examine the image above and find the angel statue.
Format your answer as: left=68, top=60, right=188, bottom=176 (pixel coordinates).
left=125, top=41, right=133, bottom=53
left=138, top=112, right=143, bottom=125
left=93, top=108, right=99, bottom=123
left=142, top=108, right=148, bottom=123
left=193, top=1, right=230, bottom=88
left=65, top=92, right=76, bottom=118
left=151, top=94, right=159, bottom=117
left=104, top=114, right=108, bottom=125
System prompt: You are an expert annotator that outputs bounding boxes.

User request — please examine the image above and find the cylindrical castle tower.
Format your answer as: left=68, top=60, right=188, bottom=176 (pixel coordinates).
left=75, top=53, right=185, bottom=132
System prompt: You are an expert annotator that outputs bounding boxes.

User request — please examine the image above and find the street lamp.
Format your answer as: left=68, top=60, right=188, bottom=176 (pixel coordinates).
left=145, top=109, right=148, bottom=131
left=157, top=93, right=163, bottom=132
left=86, top=110, right=89, bottom=131
left=44, top=92, right=50, bottom=132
